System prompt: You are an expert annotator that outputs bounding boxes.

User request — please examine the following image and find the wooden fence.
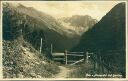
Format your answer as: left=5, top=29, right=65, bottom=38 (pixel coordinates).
left=89, top=50, right=125, bottom=77
left=52, top=50, right=125, bottom=77
left=52, top=50, right=93, bottom=65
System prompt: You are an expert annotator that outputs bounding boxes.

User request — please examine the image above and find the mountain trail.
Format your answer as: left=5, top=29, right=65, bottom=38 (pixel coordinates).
left=53, top=66, right=72, bottom=78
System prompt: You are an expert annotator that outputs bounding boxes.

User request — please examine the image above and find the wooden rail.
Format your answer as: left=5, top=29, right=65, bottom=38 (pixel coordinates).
left=52, top=49, right=124, bottom=77
left=67, top=54, right=84, bottom=56
left=52, top=51, right=94, bottom=65
left=70, top=59, right=84, bottom=65
left=52, top=53, right=65, bottom=56
left=52, top=51, right=85, bottom=64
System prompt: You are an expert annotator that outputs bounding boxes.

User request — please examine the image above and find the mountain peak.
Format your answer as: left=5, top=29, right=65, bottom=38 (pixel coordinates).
left=17, top=3, right=26, bottom=8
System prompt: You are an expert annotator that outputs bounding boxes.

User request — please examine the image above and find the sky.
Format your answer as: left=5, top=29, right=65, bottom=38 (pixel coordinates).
left=6, top=1, right=124, bottom=21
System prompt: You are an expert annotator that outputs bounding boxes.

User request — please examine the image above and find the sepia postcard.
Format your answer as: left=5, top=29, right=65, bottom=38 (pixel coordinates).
left=0, top=0, right=127, bottom=79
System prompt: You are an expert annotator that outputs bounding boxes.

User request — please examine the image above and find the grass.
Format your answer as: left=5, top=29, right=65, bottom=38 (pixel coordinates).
left=3, top=39, right=60, bottom=78
left=68, top=60, right=123, bottom=78
left=68, top=61, right=94, bottom=78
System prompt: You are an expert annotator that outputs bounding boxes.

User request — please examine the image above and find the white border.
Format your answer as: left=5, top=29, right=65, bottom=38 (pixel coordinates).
left=126, top=0, right=128, bottom=79
left=0, top=0, right=3, bottom=79
left=0, top=0, right=127, bottom=80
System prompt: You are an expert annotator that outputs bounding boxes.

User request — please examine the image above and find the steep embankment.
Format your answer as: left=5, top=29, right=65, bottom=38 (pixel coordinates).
left=3, top=3, right=59, bottom=78
left=3, top=39, right=59, bottom=78
left=72, top=2, right=126, bottom=77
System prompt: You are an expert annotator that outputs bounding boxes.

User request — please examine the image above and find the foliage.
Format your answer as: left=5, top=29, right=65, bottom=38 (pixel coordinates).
left=3, top=39, right=59, bottom=78
left=3, top=3, right=60, bottom=78
left=3, top=3, right=52, bottom=58
left=72, top=3, right=126, bottom=77
left=69, top=62, right=93, bottom=78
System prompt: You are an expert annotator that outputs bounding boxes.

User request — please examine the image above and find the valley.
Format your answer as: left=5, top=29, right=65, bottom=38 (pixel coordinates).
left=2, top=2, right=126, bottom=78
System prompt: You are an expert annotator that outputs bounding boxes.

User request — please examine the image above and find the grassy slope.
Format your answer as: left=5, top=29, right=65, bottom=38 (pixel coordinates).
left=3, top=3, right=60, bottom=78
left=3, top=37, right=60, bottom=78
left=70, top=3, right=126, bottom=78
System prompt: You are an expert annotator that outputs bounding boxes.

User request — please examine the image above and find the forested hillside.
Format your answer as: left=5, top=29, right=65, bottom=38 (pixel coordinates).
left=72, top=2, right=126, bottom=77
left=3, top=3, right=59, bottom=78
left=11, top=3, right=80, bottom=52
left=4, top=3, right=97, bottom=52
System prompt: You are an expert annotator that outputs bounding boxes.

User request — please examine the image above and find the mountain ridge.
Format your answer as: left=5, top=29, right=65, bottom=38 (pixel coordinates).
left=8, top=3, right=97, bottom=52
left=58, top=15, right=98, bottom=35
left=71, top=2, right=126, bottom=76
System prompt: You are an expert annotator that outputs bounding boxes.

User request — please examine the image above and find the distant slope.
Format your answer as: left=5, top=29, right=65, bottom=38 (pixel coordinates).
left=13, top=3, right=81, bottom=52
left=72, top=3, right=126, bottom=76
left=4, top=3, right=98, bottom=52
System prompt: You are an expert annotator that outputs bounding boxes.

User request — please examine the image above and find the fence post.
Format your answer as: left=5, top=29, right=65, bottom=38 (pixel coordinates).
left=95, top=54, right=98, bottom=71
left=20, top=29, right=23, bottom=44
left=39, top=38, right=43, bottom=53
left=86, top=51, right=89, bottom=63
left=65, top=50, right=67, bottom=65
left=100, top=56, right=104, bottom=74
left=93, top=54, right=96, bottom=71
left=51, top=44, right=52, bottom=54
left=99, top=56, right=102, bottom=73
left=107, top=62, right=110, bottom=74
left=101, top=59, right=104, bottom=73
left=84, top=52, right=86, bottom=63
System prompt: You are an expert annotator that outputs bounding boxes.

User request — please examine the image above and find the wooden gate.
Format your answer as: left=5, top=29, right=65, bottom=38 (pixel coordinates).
left=52, top=50, right=94, bottom=65
left=52, top=49, right=124, bottom=77
left=65, top=51, right=84, bottom=65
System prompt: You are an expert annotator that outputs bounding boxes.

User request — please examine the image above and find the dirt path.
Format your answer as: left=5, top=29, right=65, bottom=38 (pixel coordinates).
left=53, top=66, right=71, bottom=78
